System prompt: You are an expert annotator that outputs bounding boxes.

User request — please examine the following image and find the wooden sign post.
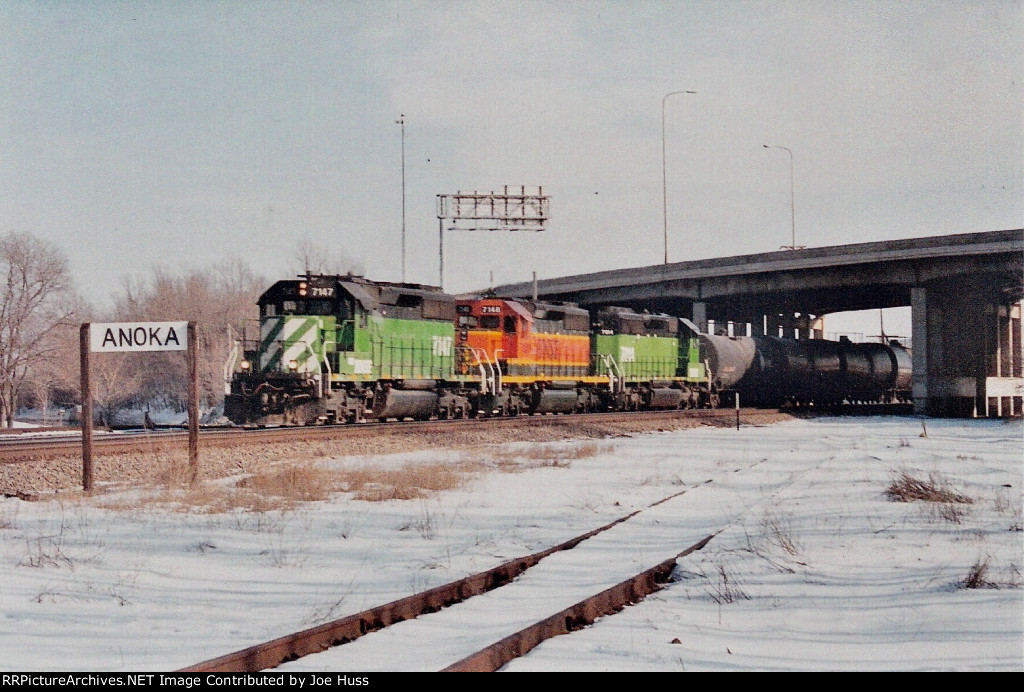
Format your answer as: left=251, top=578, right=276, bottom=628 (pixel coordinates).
left=80, top=321, right=198, bottom=492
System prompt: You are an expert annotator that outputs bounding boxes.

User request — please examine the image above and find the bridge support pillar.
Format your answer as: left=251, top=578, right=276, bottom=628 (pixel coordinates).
left=810, top=315, right=825, bottom=340
left=765, top=313, right=786, bottom=338
left=763, top=312, right=821, bottom=339
left=912, top=281, right=1023, bottom=417
left=692, top=302, right=707, bottom=334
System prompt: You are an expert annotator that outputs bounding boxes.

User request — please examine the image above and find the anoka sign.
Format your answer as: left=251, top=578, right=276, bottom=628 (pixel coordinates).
left=89, top=321, right=189, bottom=352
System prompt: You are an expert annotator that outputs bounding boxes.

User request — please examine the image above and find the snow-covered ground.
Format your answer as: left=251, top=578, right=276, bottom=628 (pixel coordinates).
left=0, top=416, right=1020, bottom=671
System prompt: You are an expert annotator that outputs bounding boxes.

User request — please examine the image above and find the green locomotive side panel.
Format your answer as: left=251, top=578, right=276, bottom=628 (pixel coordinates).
left=592, top=334, right=679, bottom=379
left=332, top=315, right=455, bottom=382
left=371, top=315, right=455, bottom=380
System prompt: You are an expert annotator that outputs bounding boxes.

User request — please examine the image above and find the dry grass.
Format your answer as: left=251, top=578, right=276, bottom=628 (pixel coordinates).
left=954, top=554, right=1022, bottom=590
left=336, top=461, right=484, bottom=502
left=960, top=558, right=996, bottom=589
left=885, top=472, right=975, bottom=525
left=485, top=441, right=611, bottom=472
left=99, top=459, right=488, bottom=511
left=98, top=461, right=343, bottom=513
left=707, top=563, right=750, bottom=604
left=761, top=509, right=802, bottom=556
left=91, top=439, right=604, bottom=513
left=885, top=472, right=973, bottom=505
left=237, top=464, right=340, bottom=502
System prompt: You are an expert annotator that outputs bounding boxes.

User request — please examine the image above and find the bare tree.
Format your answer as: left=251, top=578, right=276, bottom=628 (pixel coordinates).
left=100, top=259, right=264, bottom=414
left=292, top=235, right=363, bottom=277
left=0, top=232, right=77, bottom=427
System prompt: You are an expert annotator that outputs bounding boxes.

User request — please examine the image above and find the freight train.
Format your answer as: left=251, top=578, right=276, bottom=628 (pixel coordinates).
left=223, top=275, right=911, bottom=426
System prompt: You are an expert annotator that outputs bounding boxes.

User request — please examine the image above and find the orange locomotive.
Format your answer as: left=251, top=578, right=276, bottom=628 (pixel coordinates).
left=455, top=297, right=606, bottom=415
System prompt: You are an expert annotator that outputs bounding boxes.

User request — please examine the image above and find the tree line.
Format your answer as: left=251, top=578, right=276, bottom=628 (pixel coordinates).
left=0, top=231, right=278, bottom=427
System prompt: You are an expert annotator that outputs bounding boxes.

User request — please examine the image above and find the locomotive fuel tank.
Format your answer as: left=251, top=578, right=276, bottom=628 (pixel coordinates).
left=646, top=387, right=686, bottom=409
left=372, top=387, right=439, bottom=421
left=530, top=386, right=579, bottom=414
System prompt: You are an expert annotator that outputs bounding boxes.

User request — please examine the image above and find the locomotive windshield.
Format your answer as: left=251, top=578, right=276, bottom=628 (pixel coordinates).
left=261, top=299, right=336, bottom=317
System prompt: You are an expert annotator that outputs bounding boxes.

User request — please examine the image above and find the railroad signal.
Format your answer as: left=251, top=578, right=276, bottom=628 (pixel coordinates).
left=435, top=185, right=549, bottom=289
left=437, top=186, right=549, bottom=233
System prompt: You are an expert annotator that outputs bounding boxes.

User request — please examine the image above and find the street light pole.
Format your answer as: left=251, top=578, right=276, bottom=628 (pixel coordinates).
left=763, top=144, right=800, bottom=250
left=396, top=114, right=407, bottom=282
left=662, top=90, right=697, bottom=265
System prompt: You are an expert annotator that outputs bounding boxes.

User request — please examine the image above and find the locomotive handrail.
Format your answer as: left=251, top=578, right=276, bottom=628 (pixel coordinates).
left=493, top=349, right=503, bottom=393
left=611, top=355, right=624, bottom=392
left=463, top=346, right=496, bottom=395
left=322, top=348, right=332, bottom=394
left=477, top=348, right=497, bottom=395
left=299, top=341, right=322, bottom=398
left=599, top=353, right=624, bottom=393
left=315, top=318, right=332, bottom=398
left=224, top=333, right=240, bottom=395
left=597, top=354, right=612, bottom=392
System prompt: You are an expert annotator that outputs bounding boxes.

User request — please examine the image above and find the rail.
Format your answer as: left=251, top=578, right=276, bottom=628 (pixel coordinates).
left=180, top=490, right=715, bottom=673
left=444, top=534, right=715, bottom=672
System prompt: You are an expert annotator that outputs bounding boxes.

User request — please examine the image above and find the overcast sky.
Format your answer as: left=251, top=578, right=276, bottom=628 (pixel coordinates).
left=2, top=1, right=1021, bottom=326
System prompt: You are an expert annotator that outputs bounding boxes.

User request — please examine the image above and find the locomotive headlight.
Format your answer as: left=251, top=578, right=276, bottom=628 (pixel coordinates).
left=298, top=281, right=308, bottom=297
left=240, top=359, right=251, bottom=371
left=287, top=359, right=299, bottom=371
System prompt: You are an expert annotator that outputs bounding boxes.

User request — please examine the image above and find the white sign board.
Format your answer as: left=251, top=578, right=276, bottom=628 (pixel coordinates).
left=90, top=321, right=189, bottom=352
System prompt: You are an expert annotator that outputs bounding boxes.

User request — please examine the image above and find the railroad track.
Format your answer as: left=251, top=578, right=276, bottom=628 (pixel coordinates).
left=175, top=434, right=826, bottom=672
left=0, top=407, right=783, bottom=463
left=181, top=484, right=719, bottom=673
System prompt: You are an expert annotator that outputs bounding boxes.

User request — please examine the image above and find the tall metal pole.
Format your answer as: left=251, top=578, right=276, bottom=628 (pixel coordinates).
left=763, top=144, right=798, bottom=250
left=662, top=90, right=697, bottom=265
left=397, top=114, right=406, bottom=282
left=436, top=195, right=446, bottom=290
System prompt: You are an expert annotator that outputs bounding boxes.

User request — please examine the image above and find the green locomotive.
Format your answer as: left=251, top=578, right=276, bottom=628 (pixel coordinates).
left=225, top=275, right=470, bottom=425
left=589, top=306, right=711, bottom=410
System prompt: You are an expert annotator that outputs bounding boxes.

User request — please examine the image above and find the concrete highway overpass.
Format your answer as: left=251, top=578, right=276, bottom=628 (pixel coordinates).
left=495, top=229, right=1024, bottom=417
